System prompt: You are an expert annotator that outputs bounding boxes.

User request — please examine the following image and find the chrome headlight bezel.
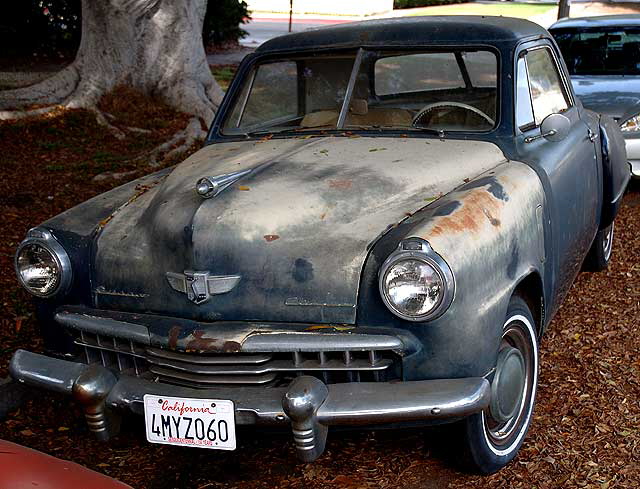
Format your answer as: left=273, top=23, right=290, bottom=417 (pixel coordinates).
left=15, top=227, right=72, bottom=298
left=621, top=114, right=640, bottom=133
left=378, top=238, right=455, bottom=322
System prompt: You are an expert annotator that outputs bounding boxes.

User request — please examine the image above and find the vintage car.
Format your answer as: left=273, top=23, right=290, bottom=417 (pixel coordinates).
left=550, top=14, right=640, bottom=177
left=9, top=16, right=629, bottom=474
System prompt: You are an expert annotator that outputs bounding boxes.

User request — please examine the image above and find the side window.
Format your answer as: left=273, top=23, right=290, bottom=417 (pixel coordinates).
left=524, top=48, right=570, bottom=126
left=515, top=56, right=535, bottom=130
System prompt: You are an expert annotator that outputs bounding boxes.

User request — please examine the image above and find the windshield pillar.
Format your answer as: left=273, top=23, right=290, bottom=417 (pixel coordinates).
left=337, top=48, right=365, bottom=129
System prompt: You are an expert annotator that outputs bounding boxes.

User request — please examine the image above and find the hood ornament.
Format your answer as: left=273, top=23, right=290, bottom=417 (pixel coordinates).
left=196, top=169, right=252, bottom=199
left=166, top=271, right=241, bottom=305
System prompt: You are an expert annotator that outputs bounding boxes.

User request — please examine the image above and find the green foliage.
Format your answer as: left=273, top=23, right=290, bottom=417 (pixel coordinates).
left=394, top=0, right=466, bottom=8
left=203, top=0, right=251, bottom=47
left=211, top=65, right=238, bottom=91
left=0, top=0, right=81, bottom=58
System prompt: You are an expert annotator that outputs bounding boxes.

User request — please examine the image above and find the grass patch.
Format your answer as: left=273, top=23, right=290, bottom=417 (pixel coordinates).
left=212, top=64, right=238, bottom=91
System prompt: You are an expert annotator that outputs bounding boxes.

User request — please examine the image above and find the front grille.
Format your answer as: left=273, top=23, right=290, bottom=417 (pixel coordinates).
left=74, top=330, right=400, bottom=389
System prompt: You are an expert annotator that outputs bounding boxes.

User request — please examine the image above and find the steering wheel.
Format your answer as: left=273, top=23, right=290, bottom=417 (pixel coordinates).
left=412, top=102, right=495, bottom=128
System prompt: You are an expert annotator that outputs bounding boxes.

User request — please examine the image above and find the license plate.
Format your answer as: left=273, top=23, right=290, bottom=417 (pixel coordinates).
left=143, top=394, right=236, bottom=450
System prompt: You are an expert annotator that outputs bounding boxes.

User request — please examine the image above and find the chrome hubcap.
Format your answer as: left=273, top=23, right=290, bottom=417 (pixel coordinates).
left=484, top=320, right=534, bottom=447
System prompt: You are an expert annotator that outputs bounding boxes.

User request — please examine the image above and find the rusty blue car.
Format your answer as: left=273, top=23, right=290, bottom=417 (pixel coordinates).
left=10, top=16, right=629, bottom=474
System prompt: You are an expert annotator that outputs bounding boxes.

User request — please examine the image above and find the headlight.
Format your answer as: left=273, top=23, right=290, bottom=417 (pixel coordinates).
left=621, top=114, right=640, bottom=132
left=15, top=228, right=72, bottom=298
left=379, top=238, right=454, bottom=322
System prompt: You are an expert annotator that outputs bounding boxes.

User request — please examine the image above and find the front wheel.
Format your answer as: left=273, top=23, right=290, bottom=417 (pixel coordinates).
left=584, top=222, right=614, bottom=272
left=461, top=295, right=539, bottom=474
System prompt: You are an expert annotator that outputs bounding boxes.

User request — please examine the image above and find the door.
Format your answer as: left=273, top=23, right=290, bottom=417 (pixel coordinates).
left=514, top=42, right=600, bottom=312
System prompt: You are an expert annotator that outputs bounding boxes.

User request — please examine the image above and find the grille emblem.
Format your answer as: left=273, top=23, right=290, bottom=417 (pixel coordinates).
left=166, top=271, right=241, bottom=305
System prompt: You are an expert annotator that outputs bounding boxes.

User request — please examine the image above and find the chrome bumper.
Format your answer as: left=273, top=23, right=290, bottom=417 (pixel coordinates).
left=10, top=349, right=490, bottom=461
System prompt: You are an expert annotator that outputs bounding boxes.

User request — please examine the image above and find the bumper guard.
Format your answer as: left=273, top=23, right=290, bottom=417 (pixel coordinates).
left=10, top=349, right=490, bottom=461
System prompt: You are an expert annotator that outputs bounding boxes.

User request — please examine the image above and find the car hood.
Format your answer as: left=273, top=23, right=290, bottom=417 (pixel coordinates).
left=92, top=136, right=507, bottom=324
left=571, top=75, right=640, bottom=121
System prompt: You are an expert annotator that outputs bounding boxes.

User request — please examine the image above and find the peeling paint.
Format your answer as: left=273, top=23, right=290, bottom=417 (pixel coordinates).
left=95, top=178, right=165, bottom=232
left=328, top=179, right=353, bottom=190
left=168, top=325, right=181, bottom=350
left=428, top=186, right=505, bottom=237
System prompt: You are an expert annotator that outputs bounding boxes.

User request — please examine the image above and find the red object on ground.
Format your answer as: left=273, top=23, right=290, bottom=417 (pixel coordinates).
left=0, top=439, right=132, bottom=489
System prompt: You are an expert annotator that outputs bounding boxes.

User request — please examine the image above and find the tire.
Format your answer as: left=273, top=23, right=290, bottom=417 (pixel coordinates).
left=461, top=295, right=539, bottom=474
left=584, top=222, right=614, bottom=272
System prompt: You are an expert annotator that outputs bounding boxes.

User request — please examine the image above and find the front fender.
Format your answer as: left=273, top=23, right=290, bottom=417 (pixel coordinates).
left=358, top=161, right=546, bottom=380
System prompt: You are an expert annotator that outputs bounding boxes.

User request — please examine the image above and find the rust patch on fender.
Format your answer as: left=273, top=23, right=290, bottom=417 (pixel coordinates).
left=428, top=188, right=505, bottom=237
left=264, top=234, right=280, bottom=242
left=483, top=209, right=501, bottom=227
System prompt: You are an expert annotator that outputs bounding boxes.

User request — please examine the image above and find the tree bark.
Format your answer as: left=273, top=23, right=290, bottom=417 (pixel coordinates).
left=0, top=0, right=223, bottom=125
left=558, top=0, right=571, bottom=20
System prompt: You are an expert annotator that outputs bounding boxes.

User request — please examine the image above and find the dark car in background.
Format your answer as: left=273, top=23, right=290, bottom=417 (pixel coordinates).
left=550, top=14, right=640, bottom=177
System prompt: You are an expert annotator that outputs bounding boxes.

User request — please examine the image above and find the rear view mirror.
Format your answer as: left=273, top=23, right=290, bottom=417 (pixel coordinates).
left=525, top=113, right=570, bottom=143
left=541, top=113, right=570, bottom=142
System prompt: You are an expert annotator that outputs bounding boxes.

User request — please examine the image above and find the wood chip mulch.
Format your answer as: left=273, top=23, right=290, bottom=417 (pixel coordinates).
left=0, top=96, right=638, bottom=488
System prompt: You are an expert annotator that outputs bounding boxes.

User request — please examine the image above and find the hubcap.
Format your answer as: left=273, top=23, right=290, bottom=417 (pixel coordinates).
left=483, top=317, right=536, bottom=449
left=602, top=223, right=614, bottom=262
left=490, top=346, right=526, bottom=423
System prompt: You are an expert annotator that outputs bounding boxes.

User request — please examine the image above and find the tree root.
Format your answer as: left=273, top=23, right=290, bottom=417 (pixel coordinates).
left=0, top=105, right=64, bottom=121
left=140, top=117, right=206, bottom=167
left=0, top=65, right=80, bottom=110
left=92, top=108, right=126, bottom=140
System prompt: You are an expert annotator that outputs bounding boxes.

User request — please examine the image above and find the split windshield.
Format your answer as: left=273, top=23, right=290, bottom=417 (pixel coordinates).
left=553, top=27, right=640, bottom=75
left=222, top=48, right=498, bottom=136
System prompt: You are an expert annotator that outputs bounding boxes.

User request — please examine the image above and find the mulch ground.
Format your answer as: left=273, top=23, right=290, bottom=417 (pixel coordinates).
left=0, top=93, right=639, bottom=488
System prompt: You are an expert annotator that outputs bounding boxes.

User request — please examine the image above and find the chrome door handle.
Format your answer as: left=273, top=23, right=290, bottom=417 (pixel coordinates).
left=588, top=129, right=598, bottom=142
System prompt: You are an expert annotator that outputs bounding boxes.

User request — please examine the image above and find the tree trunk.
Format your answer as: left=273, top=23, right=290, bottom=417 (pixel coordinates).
left=558, top=0, right=571, bottom=20
left=0, top=0, right=224, bottom=125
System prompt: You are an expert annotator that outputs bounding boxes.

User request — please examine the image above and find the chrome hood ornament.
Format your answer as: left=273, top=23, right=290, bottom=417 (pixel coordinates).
left=166, top=271, right=241, bottom=304
left=195, top=169, right=253, bottom=199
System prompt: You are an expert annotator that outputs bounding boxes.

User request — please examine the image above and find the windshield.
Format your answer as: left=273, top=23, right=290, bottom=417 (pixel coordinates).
left=221, top=49, right=498, bottom=136
left=552, top=27, right=640, bottom=75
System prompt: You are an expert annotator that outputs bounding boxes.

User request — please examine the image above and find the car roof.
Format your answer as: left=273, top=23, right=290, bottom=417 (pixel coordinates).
left=550, top=14, right=640, bottom=30
left=257, top=16, right=548, bottom=53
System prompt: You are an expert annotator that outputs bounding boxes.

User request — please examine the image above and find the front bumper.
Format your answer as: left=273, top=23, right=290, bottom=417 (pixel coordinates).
left=10, top=349, right=490, bottom=461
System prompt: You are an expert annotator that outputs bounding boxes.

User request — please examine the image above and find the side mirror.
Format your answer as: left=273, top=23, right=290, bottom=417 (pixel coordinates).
left=541, top=113, right=570, bottom=142
left=524, top=113, right=570, bottom=143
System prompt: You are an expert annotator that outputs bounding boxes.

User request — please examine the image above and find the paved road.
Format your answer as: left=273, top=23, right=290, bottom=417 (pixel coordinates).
left=241, top=17, right=352, bottom=47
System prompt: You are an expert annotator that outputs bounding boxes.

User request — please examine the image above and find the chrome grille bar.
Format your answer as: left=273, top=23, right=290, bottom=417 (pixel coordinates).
left=69, top=327, right=400, bottom=389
